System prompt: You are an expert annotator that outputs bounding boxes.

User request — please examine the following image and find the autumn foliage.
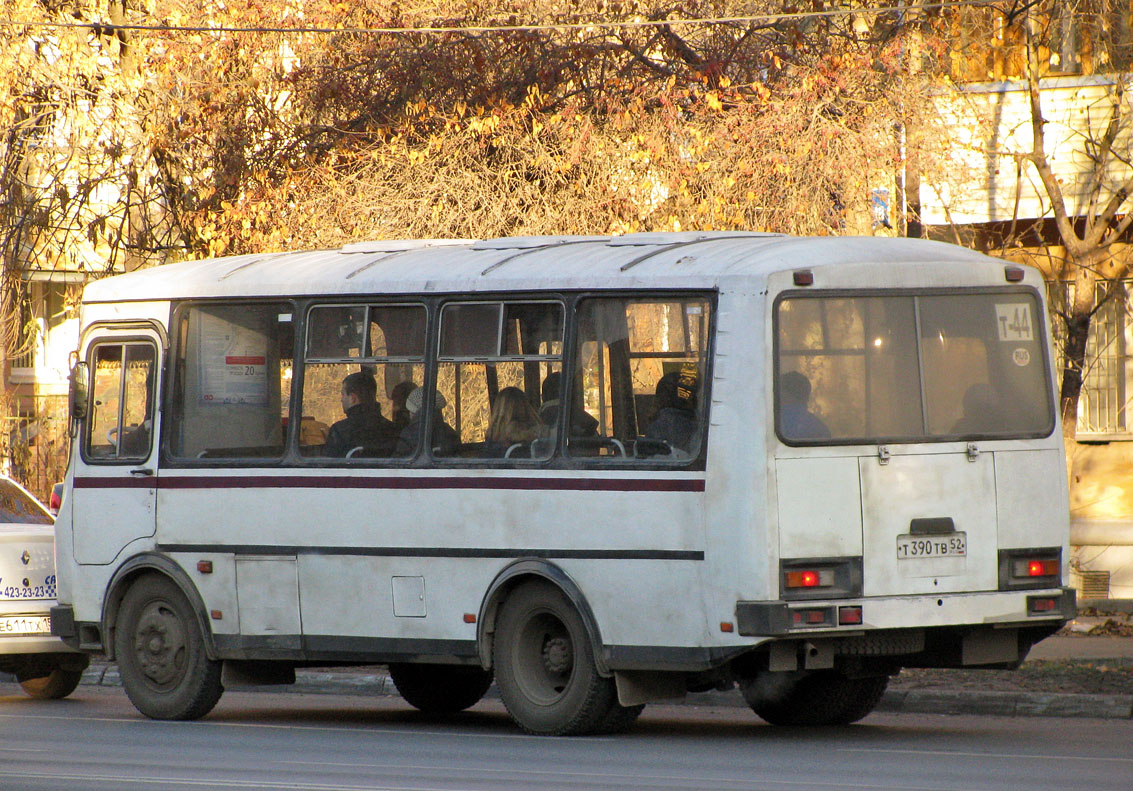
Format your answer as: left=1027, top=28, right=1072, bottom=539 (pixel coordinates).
left=2, top=1, right=938, bottom=273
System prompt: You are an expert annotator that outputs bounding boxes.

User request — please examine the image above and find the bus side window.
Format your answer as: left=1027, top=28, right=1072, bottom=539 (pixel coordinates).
left=169, top=304, right=291, bottom=460
left=568, top=297, right=711, bottom=462
left=299, top=304, right=426, bottom=460
left=435, top=301, right=563, bottom=460
left=85, top=342, right=156, bottom=461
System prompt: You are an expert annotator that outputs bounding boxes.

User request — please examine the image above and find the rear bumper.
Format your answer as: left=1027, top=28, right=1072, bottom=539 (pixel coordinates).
left=735, top=587, right=1076, bottom=637
left=48, top=604, right=85, bottom=651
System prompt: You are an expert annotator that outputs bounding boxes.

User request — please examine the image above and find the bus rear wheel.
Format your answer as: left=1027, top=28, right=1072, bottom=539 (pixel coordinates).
left=388, top=663, right=493, bottom=714
left=114, top=574, right=223, bottom=721
left=493, top=581, right=632, bottom=736
left=741, top=670, right=889, bottom=726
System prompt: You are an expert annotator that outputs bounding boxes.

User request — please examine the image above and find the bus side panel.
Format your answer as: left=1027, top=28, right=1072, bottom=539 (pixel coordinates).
left=697, top=288, right=776, bottom=638
left=156, top=481, right=712, bottom=656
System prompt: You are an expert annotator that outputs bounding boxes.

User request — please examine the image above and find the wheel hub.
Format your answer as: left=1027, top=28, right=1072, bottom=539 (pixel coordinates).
left=542, top=636, right=572, bottom=674
left=133, top=602, right=187, bottom=686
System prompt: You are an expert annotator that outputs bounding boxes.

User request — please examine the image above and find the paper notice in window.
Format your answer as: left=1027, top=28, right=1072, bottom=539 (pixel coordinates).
left=995, top=303, right=1034, bottom=342
left=198, top=312, right=269, bottom=405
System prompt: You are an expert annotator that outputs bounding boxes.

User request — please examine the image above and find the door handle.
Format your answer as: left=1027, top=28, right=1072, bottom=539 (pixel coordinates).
left=129, top=467, right=154, bottom=477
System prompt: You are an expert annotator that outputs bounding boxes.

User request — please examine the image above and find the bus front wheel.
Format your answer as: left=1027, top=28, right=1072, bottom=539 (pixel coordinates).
left=388, top=662, right=493, bottom=714
left=492, top=581, right=639, bottom=736
left=740, top=670, right=889, bottom=726
left=114, top=574, right=223, bottom=721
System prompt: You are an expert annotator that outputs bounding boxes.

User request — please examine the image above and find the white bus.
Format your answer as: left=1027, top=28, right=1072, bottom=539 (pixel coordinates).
left=52, top=232, right=1074, bottom=735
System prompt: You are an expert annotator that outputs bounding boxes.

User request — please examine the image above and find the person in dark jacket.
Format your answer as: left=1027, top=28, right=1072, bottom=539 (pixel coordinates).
left=644, top=370, right=699, bottom=453
left=779, top=370, right=830, bottom=440
left=324, top=372, right=399, bottom=457
left=396, top=388, right=460, bottom=456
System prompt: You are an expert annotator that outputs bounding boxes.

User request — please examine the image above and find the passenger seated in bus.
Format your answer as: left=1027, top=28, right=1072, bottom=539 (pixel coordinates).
left=397, top=388, right=459, bottom=456
left=537, top=372, right=598, bottom=437
left=390, top=381, right=417, bottom=430
left=119, top=420, right=152, bottom=457
left=484, top=386, right=544, bottom=457
left=951, top=382, right=1001, bottom=435
left=644, top=371, right=698, bottom=453
left=324, top=371, right=399, bottom=457
left=779, top=370, right=830, bottom=440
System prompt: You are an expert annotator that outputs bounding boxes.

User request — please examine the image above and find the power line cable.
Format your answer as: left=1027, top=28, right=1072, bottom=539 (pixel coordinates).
left=0, top=1, right=1000, bottom=37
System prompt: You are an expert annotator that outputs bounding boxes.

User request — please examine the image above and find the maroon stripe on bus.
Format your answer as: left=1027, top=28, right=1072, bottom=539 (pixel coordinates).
left=72, top=476, right=157, bottom=489
left=73, top=475, right=705, bottom=493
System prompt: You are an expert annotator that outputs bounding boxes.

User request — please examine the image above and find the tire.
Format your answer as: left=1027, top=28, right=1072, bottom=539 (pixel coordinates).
left=492, top=581, right=622, bottom=736
left=388, top=663, right=493, bottom=714
left=114, top=574, right=223, bottom=720
left=17, top=658, right=87, bottom=700
left=741, top=670, right=889, bottom=726
left=593, top=700, right=646, bottom=734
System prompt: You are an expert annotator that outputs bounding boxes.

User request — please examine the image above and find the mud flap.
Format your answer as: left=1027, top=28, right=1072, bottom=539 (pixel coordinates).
left=615, top=670, right=686, bottom=706
left=962, top=628, right=1018, bottom=666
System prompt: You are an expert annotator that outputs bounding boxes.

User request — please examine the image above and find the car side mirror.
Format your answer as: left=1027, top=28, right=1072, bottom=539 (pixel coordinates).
left=69, top=360, right=89, bottom=423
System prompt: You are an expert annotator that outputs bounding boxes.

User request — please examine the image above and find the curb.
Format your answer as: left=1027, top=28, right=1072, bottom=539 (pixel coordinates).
left=52, top=663, right=1132, bottom=721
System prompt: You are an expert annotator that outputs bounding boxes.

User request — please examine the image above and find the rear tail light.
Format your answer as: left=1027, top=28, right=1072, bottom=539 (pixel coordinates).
left=790, top=607, right=834, bottom=628
left=1018, top=559, right=1059, bottom=577
left=999, top=548, right=1061, bottom=590
left=838, top=606, right=863, bottom=625
left=784, top=569, right=833, bottom=589
left=780, top=557, right=862, bottom=600
left=1027, top=596, right=1059, bottom=614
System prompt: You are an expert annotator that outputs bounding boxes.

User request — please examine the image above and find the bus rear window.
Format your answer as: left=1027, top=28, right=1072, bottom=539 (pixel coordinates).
left=775, top=291, right=1054, bottom=444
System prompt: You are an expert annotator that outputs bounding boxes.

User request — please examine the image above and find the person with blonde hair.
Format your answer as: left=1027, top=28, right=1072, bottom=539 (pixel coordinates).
left=485, top=387, right=542, bottom=455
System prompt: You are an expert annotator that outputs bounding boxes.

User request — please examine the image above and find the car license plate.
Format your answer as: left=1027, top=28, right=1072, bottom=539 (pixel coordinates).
left=896, top=532, right=967, bottom=559
left=0, top=615, right=51, bottom=636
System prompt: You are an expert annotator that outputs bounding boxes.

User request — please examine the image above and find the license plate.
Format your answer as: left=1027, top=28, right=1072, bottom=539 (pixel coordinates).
left=896, top=532, right=967, bottom=559
left=0, top=615, right=51, bottom=636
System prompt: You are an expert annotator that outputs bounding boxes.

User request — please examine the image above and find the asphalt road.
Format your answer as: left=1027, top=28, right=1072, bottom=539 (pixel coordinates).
left=1, top=685, right=1130, bottom=791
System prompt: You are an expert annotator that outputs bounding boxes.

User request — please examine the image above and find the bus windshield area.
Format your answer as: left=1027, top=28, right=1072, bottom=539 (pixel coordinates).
left=775, top=290, right=1054, bottom=444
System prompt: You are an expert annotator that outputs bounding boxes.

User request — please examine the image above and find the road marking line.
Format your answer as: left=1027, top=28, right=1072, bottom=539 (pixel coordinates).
left=838, top=747, right=1133, bottom=764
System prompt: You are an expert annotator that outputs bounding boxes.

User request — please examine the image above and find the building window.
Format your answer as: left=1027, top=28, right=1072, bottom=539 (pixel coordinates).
left=1054, top=281, right=1133, bottom=438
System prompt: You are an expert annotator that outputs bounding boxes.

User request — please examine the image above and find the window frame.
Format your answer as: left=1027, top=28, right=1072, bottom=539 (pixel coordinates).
left=562, top=291, right=716, bottom=470
left=297, top=300, right=430, bottom=463
left=431, top=298, right=566, bottom=463
left=80, top=337, right=158, bottom=466
left=773, top=286, right=1057, bottom=447
left=164, top=299, right=297, bottom=466
left=159, top=290, right=717, bottom=471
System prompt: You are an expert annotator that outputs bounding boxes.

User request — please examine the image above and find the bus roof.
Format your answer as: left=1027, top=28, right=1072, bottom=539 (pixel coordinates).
left=82, top=232, right=999, bottom=303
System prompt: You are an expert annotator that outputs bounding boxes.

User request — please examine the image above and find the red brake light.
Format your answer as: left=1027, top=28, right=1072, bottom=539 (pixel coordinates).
left=786, top=570, right=815, bottom=588
left=785, top=569, right=832, bottom=588
left=1011, top=557, right=1058, bottom=578
left=838, top=606, right=863, bottom=625
left=790, top=607, right=834, bottom=627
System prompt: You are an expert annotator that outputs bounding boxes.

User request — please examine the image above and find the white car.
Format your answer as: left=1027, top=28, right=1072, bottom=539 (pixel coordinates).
left=0, top=477, right=88, bottom=698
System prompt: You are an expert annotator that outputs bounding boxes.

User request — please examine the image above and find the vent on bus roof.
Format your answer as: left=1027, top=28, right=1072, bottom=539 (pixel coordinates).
left=472, top=235, right=608, bottom=250
left=606, top=230, right=776, bottom=246
left=341, top=239, right=473, bottom=254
